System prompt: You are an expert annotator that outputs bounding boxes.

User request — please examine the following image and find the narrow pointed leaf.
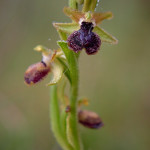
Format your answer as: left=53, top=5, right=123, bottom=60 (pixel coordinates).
left=53, top=23, right=79, bottom=34
left=50, top=85, right=74, bottom=150
left=63, top=7, right=85, bottom=23
left=47, top=60, right=64, bottom=86
left=93, top=26, right=118, bottom=44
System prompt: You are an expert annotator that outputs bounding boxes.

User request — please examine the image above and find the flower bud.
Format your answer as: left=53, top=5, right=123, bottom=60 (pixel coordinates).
left=78, top=110, right=103, bottom=129
left=24, top=61, right=50, bottom=85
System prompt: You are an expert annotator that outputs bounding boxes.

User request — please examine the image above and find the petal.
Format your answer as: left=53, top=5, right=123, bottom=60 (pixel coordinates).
left=63, top=7, right=85, bottom=23
left=93, top=26, right=118, bottom=44
left=53, top=22, right=80, bottom=34
left=92, top=12, right=113, bottom=25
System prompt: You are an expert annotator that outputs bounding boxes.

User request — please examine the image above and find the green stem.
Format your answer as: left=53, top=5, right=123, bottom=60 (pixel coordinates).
left=90, top=0, right=98, bottom=12
left=57, top=0, right=81, bottom=146
left=82, top=0, right=98, bottom=12
left=57, top=41, right=82, bottom=149
left=69, top=0, right=78, bottom=10
left=68, top=51, right=82, bottom=150
left=82, top=0, right=91, bottom=12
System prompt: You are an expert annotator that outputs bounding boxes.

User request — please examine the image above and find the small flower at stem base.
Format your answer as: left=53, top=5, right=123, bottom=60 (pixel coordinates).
left=78, top=110, right=104, bottom=129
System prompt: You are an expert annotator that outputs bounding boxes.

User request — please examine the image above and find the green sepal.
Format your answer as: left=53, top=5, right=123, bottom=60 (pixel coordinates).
left=53, top=22, right=79, bottom=34
left=64, top=7, right=84, bottom=23
left=93, top=26, right=118, bottom=44
left=92, top=12, right=113, bottom=25
left=47, top=60, right=64, bottom=86
left=34, top=45, right=51, bottom=55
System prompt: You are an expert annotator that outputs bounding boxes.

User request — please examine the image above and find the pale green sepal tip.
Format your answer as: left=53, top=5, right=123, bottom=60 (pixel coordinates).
left=94, top=26, right=118, bottom=44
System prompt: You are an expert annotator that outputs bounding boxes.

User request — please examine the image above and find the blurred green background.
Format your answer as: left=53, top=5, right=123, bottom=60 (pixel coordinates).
left=0, top=0, right=150, bottom=150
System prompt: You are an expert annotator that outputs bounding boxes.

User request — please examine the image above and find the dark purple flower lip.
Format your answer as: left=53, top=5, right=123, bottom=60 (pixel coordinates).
left=24, top=61, right=50, bottom=85
left=67, top=21, right=101, bottom=55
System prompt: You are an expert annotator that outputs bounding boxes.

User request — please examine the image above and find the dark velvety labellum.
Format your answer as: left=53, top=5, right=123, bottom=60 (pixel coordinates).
left=84, top=32, right=101, bottom=55
left=67, top=31, right=83, bottom=53
left=80, top=22, right=94, bottom=32
left=67, top=21, right=101, bottom=55
left=24, top=62, right=50, bottom=85
left=78, top=110, right=103, bottom=129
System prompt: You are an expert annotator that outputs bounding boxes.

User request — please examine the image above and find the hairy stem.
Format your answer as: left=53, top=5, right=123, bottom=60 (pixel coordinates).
left=69, top=51, right=82, bottom=150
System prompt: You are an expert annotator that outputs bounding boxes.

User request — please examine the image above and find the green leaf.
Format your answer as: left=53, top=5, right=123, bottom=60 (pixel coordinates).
left=47, top=60, right=64, bottom=86
left=93, top=26, right=118, bottom=44
left=53, top=22, right=79, bottom=34
left=66, top=114, right=76, bottom=148
left=50, top=85, right=74, bottom=150
left=60, top=108, right=68, bottom=140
